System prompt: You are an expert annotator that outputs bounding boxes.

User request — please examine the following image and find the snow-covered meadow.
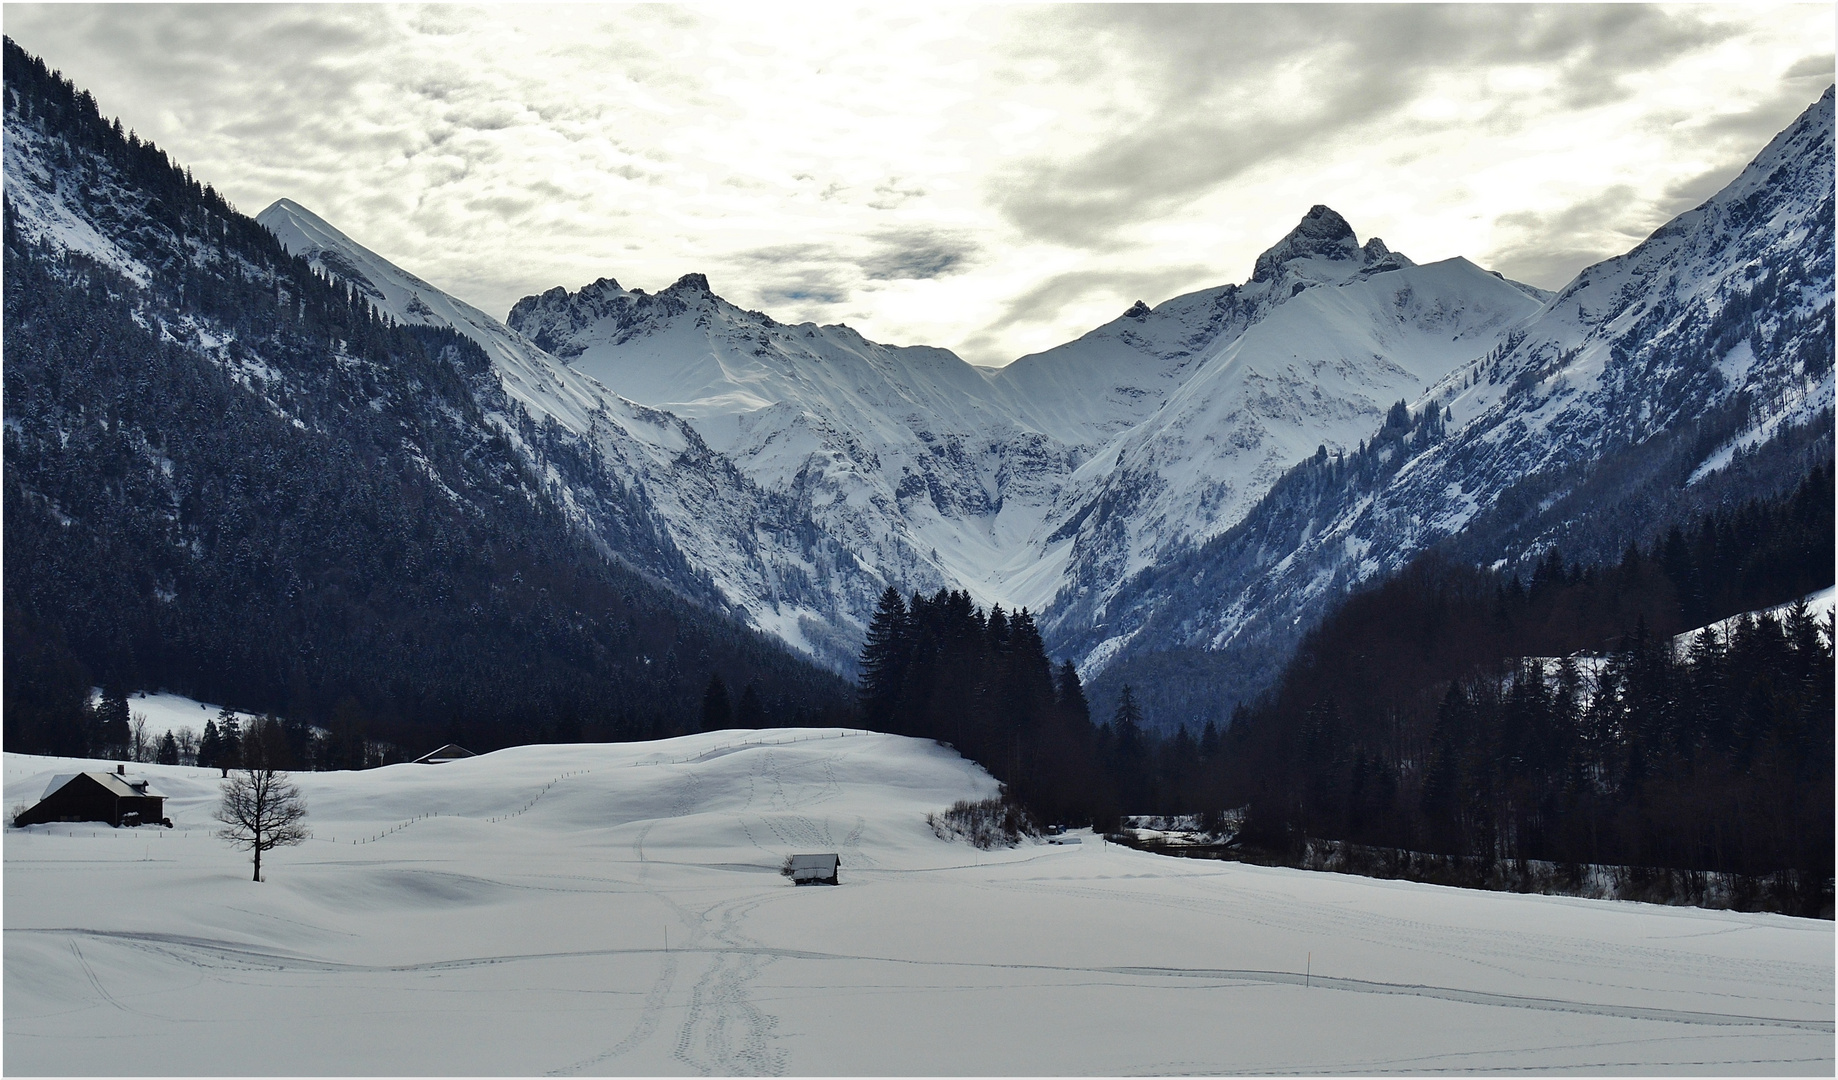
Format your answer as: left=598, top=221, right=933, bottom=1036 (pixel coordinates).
left=6, top=730, right=1831, bottom=1075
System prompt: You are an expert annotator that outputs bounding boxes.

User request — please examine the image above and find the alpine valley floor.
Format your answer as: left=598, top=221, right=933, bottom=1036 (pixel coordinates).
left=5, top=731, right=1831, bottom=1076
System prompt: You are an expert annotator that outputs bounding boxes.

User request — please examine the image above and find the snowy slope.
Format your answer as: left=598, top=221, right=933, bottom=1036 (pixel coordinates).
left=1, top=119, right=152, bottom=288
left=1678, top=585, right=1837, bottom=646
left=6, top=738, right=1830, bottom=1075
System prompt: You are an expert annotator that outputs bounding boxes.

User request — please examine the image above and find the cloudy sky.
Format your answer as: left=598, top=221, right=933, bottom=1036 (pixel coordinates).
left=6, top=4, right=1830, bottom=364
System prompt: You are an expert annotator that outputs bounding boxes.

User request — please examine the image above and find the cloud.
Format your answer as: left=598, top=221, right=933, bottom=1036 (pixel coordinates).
left=732, top=245, right=853, bottom=308
left=1781, top=54, right=1835, bottom=82
left=859, top=229, right=980, bottom=281
left=970, top=260, right=1213, bottom=341
left=988, top=5, right=1732, bottom=250
left=1486, top=185, right=1648, bottom=287
left=5, top=5, right=1823, bottom=367
left=1484, top=78, right=1834, bottom=289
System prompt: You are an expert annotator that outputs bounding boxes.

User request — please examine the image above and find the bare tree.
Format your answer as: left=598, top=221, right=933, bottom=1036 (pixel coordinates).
left=175, top=726, right=199, bottom=766
left=129, top=712, right=149, bottom=763
left=213, top=767, right=309, bottom=881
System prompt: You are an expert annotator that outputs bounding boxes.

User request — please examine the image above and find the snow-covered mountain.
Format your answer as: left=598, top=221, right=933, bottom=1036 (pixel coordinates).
left=13, top=26, right=1824, bottom=715
left=1068, top=86, right=1834, bottom=718
left=270, top=81, right=1827, bottom=691
left=504, top=207, right=1544, bottom=645
left=1038, top=211, right=1548, bottom=634
left=507, top=275, right=1078, bottom=615
left=257, top=202, right=900, bottom=667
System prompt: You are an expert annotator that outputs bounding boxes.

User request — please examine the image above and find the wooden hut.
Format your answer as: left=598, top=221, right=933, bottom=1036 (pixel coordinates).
left=15, top=766, right=168, bottom=827
left=786, top=853, right=840, bottom=885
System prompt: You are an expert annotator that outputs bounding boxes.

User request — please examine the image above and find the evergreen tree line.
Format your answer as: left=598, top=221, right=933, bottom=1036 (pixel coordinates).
left=858, top=587, right=1122, bottom=827
left=3, top=38, right=852, bottom=764
left=1108, top=463, right=1832, bottom=915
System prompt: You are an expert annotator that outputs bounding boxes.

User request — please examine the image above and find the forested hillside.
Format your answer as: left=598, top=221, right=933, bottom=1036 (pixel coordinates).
left=1097, top=465, right=1834, bottom=915
left=2, top=40, right=850, bottom=761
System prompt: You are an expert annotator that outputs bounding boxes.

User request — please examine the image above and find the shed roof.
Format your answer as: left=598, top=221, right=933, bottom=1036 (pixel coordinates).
left=788, top=853, right=840, bottom=870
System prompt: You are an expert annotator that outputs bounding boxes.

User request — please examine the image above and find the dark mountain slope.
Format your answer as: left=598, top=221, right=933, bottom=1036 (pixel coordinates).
left=2, top=39, right=850, bottom=758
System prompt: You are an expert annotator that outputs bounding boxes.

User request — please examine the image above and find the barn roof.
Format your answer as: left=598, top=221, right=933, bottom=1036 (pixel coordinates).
left=42, top=772, right=166, bottom=800
left=788, top=853, right=840, bottom=870
left=40, top=774, right=79, bottom=800
left=412, top=744, right=476, bottom=764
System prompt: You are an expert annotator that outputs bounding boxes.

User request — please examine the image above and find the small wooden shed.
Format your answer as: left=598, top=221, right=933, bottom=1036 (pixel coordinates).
left=787, top=853, right=840, bottom=885
left=15, top=767, right=167, bottom=827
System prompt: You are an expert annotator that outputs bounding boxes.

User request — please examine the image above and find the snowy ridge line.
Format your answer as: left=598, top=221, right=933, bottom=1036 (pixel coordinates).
left=343, top=741, right=876, bottom=841
left=632, top=729, right=878, bottom=767
left=10, top=927, right=1829, bottom=1033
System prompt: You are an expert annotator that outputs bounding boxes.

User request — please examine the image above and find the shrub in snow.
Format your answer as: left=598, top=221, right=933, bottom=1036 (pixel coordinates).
left=927, top=796, right=1037, bottom=850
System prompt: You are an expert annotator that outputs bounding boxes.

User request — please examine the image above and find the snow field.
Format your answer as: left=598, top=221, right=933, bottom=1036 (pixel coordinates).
left=6, top=731, right=1831, bottom=1075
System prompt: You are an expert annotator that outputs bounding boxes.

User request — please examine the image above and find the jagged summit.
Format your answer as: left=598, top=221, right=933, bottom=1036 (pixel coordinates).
left=1252, top=204, right=1364, bottom=280
left=1294, top=203, right=1356, bottom=244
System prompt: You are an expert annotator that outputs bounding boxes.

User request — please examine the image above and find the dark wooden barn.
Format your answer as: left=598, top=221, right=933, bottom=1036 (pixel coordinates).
left=786, top=853, right=840, bottom=885
left=15, top=767, right=168, bottom=827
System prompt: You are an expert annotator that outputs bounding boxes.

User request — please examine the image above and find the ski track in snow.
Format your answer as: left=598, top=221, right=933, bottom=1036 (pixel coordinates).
left=5, top=733, right=1829, bottom=1075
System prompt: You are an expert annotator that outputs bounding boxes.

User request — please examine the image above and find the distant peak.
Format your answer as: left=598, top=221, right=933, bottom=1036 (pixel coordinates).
left=258, top=197, right=327, bottom=228
left=1296, top=204, right=1355, bottom=243
left=1124, top=300, right=1151, bottom=320
left=667, top=272, right=712, bottom=295
left=1252, top=205, right=1363, bottom=282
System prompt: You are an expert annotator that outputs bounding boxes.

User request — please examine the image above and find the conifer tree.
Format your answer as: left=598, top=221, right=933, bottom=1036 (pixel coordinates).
left=735, top=683, right=766, bottom=729
left=858, top=586, right=908, bottom=728
left=1055, top=661, right=1090, bottom=725
left=198, top=718, right=221, bottom=771
left=700, top=674, right=732, bottom=733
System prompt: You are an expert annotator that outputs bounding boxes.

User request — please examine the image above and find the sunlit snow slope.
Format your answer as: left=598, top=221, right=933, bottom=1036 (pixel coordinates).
left=7, top=736, right=1831, bottom=1075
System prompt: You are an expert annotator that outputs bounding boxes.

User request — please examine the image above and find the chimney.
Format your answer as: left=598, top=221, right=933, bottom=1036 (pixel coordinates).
left=117, top=764, right=125, bottom=775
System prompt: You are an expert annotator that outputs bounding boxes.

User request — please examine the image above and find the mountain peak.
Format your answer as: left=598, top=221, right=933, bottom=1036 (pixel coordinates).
left=1295, top=204, right=1355, bottom=243
left=666, top=272, right=712, bottom=295
left=1252, top=204, right=1363, bottom=282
